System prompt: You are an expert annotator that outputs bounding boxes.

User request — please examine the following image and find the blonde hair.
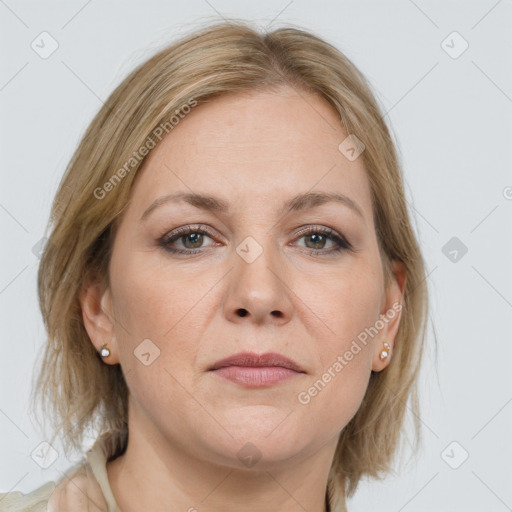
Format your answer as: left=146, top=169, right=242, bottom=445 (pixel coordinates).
left=32, top=18, right=430, bottom=512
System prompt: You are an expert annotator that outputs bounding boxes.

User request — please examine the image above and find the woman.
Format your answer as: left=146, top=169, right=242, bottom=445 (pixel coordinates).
left=1, top=18, right=429, bottom=512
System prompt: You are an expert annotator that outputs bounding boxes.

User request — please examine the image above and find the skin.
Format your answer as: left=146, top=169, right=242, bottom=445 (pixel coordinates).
left=80, top=85, right=406, bottom=512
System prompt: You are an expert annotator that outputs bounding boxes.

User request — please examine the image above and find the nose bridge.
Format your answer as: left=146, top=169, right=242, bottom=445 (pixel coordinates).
left=224, top=228, right=292, bottom=323
left=235, top=230, right=282, bottom=293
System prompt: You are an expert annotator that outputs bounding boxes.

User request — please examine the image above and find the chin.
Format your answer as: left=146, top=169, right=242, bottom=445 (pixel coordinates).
left=203, top=425, right=311, bottom=467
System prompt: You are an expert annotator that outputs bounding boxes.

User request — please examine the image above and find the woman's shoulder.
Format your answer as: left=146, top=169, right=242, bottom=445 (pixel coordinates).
left=0, top=479, right=56, bottom=511
left=1, top=432, right=123, bottom=511
left=0, top=459, right=108, bottom=511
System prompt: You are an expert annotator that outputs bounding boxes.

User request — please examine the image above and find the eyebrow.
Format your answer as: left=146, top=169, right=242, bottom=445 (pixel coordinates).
left=140, top=190, right=364, bottom=221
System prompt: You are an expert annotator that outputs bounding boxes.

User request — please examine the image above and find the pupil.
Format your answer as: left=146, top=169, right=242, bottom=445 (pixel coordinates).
left=185, top=233, right=202, bottom=248
left=307, top=234, right=325, bottom=249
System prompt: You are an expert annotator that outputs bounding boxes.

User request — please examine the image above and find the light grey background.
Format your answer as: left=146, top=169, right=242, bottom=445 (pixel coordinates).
left=1, top=1, right=511, bottom=511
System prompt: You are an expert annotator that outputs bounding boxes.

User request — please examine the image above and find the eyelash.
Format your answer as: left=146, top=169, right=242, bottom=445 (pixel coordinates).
left=158, top=224, right=353, bottom=257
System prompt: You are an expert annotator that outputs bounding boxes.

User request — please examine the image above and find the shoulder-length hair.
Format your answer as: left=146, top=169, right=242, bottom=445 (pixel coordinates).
left=32, top=18, right=430, bottom=512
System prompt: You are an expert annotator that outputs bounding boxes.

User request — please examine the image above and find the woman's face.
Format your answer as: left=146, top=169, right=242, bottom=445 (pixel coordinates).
left=83, top=86, right=404, bottom=470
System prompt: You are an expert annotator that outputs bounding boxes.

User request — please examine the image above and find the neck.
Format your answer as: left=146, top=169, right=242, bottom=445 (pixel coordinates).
left=106, top=401, right=337, bottom=512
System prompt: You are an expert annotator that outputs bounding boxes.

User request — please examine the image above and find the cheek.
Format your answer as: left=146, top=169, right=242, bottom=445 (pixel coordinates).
left=109, top=251, right=217, bottom=380
left=292, top=266, right=381, bottom=426
left=294, top=261, right=382, bottom=349
left=296, top=277, right=379, bottom=423
left=109, top=249, right=196, bottom=336
left=297, top=353, right=372, bottom=438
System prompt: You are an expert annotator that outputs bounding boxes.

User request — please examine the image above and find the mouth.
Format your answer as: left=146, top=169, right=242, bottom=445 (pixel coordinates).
left=208, top=351, right=306, bottom=387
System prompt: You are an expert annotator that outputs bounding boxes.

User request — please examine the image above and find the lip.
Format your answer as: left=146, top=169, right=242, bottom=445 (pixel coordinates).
left=208, top=351, right=305, bottom=372
left=208, top=351, right=306, bottom=388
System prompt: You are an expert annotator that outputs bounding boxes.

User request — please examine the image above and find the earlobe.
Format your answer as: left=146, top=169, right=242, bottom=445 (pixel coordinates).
left=78, top=277, right=119, bottom=365
left=372, top=260, right=406, bottom=372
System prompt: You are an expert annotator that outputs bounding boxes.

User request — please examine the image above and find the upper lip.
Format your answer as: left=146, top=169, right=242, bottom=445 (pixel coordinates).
left=208, top=351, right=305, bottom=373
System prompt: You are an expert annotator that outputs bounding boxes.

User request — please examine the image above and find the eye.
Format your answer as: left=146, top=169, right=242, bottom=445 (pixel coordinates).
left=158, top=225, right=217, bottom=255
left=293, top=226, right=353, bottom=256
left=158, top=225, right=353, bottom=257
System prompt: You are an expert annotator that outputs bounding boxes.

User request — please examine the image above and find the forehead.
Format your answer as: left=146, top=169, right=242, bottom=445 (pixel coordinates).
left=130, top=87, right=373, bottom=221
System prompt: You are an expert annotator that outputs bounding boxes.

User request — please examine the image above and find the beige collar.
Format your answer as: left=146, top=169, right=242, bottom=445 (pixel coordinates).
left=86, top=436, right=122, bottom=512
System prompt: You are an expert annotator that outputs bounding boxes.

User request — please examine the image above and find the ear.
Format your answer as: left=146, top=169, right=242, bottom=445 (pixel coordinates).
left=371, top=260, right=406, bottom=372
left=78, top=275, right=120, bottom=365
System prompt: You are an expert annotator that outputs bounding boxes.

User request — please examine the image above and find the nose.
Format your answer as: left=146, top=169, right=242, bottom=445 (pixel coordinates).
left=222, top=239, right=293, bottom=326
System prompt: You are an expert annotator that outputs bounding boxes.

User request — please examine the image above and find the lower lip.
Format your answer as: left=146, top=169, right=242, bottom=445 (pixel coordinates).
left=210, top=366, right=302, bottom=387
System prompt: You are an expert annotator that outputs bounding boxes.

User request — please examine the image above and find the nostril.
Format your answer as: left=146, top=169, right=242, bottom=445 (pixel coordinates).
left=237, top=309, right=248, bottom=317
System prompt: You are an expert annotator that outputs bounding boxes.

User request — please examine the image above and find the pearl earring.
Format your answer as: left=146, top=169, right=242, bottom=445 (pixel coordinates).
left=379, top=342, right=391, bottom=361
left=99, top=344, right=111, bottom=358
